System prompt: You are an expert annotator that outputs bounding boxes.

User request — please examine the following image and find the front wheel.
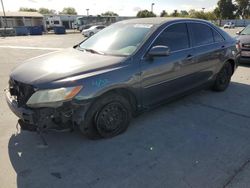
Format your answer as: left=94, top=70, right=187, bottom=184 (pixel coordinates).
left=79, top=93, right=132, bottom=139
left=212, top=63, right=232, bottom=92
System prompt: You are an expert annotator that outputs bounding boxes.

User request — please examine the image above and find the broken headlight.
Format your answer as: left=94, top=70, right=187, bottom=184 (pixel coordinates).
left=26, top=86, right=82, bottom=108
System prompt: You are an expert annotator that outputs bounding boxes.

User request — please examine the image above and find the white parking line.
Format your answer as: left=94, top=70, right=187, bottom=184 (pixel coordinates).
left=0, top=45, right=63, bottom=51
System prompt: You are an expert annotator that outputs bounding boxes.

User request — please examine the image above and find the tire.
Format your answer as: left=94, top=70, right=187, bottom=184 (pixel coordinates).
left=212, top=63, right=233, bottom=92
left=89, top=32, right=94, bottom=37
left=79, top=93, right=132, bottom=139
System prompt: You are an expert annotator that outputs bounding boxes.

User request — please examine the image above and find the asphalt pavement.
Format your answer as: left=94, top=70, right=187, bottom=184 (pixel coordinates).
left=0, top=28, right=250, bottom=188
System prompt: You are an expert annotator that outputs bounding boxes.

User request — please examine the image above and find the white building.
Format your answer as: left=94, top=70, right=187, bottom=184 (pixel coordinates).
left=0, top=11, right=44, bottom=28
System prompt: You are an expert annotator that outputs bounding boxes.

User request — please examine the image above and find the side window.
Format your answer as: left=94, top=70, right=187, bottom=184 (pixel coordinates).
left=153, top=23, right=189, bottom=52
left=213, top=30, right=224, bottom=42
left=189, top=23, right=214, bottom=46
left=97, top=26, right=105, bottom=29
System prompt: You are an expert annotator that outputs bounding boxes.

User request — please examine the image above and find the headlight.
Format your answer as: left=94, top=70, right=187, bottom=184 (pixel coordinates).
left=26, top=86, right=82, bottom=108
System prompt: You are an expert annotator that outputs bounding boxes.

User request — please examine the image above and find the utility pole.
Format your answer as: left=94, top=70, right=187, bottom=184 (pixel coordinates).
left=0, top=0, right=7, bottom=36
left=151, top=3, right=155, bottom=13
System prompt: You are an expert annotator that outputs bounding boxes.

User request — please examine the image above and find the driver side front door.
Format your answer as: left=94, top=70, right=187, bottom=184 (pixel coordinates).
left=140, top=23, right=197, bottom=107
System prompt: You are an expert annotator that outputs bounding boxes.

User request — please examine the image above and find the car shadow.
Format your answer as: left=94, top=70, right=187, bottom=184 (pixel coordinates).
left=240, top=63, right=250, bottom=67
left=8, top=81, right=250, bottom=188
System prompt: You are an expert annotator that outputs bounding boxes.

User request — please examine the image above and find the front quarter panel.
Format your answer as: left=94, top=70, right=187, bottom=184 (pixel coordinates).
left=58, top=59, right=141, bottom=104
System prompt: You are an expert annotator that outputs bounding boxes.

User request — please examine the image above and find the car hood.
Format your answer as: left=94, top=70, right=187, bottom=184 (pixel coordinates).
left=236, top=35, right=250, bottom=44
left=10, top=48, right=125, bottom=86
left=83, top=28, right=92, bottom=32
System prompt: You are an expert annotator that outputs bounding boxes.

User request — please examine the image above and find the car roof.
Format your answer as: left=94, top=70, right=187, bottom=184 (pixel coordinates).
left=118, top=17, right=206, bottom=26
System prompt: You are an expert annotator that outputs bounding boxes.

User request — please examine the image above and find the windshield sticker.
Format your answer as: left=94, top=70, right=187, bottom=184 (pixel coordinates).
left=134, top=24, right=153, bottom=28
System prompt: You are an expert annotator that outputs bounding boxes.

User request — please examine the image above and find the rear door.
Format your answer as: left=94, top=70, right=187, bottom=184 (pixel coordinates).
left=187, top=23, right=226, bottom=84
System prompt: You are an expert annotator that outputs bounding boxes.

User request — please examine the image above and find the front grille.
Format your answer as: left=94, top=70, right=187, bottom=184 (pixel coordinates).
left=242, top=43, right=250, bottom=49
left=9, top=78, right=35, bottom=107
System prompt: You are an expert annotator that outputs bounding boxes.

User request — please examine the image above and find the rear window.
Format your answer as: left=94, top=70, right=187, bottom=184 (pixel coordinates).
left=189, top=23, right=214, bottom=46
left=153, top=23, right=189, bottom=52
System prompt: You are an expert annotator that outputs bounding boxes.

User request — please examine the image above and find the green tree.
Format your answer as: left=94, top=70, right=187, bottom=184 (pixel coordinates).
left=160, top=10, right=168, bottom=17
left=235, top=0, right=250, bottom=18
left=38, top=8, right=56, bottom=15
left=136, top=10, right=156, bottom=18
left=214, top=7, right=221, bottom=19
left=60, top=7, right=77, bottom=15
left=19, top=7, right=37, bottom=12
left=217, top=0, right=236, bottom=19
left=189, top=10, right=206, bottom=19
left=101, top=11, right=119, bottom=16
left=188, top=9, right=217, bottom=20
left=205, top=11, right=217, bottom=20
left=180, top=10, right=189, bottom=17
left=170, top=10, right=179, bottom=17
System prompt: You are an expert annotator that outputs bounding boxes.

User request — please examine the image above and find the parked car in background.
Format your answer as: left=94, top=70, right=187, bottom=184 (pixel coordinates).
left=5, top=18, right=239, bottom=139
left=81, top=25, right=106, bottom=37
left=236, top=25, right=250, bottom=63
left=224, top=22, right=235, bottom=29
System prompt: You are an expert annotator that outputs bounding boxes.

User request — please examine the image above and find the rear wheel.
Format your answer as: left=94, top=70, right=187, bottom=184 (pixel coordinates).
left=89, top=32, right=94, bottom=37
left=212, top=63, right=232, bottom=92
left=79, top=93, right=132, bottom=139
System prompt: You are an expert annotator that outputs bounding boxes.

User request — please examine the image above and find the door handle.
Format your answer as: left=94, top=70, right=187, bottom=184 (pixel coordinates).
left=221, top=45, right=225, bottom=48
left=186, top=54, right=193, bottom=61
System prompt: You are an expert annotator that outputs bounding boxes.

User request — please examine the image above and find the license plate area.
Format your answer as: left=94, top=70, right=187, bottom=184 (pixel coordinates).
left=241, top=51, right=250, bottom=57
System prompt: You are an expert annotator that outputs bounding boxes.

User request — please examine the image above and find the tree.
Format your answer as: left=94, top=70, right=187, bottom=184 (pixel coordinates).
left=38, top=8, right=56, bottom=15
left=205, top=11, right=217, bottom=20
left=160, top=10, right=168, bottom=17
left=235, top=0, right=250, bottom=18
left=136, top=10, right=156, bottom=18
left=101, top=11, right=119, bottom=16
left=217, top=0, right=236, bottom=19
left=180, top=10, right=189, bottom=17
left=188, top=9, right=217, bottom=20
left=214, top=7, right=221, bottom=19
left=60, top=7, right=77, bottom=15
left=189, top=10, right=206, bottom=19
left=19, top=7, right=37, bottom=12
left=170, top=10, right=179, bottom=17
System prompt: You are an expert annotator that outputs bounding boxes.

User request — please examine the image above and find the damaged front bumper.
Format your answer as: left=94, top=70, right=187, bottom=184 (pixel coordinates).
left=5, top=89, right=35, bottom=124
left=5, top=89, right=91, bottom=132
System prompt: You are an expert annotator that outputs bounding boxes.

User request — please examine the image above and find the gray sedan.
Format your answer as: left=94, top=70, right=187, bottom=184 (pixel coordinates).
left=6, top=18, right=240, bottom=139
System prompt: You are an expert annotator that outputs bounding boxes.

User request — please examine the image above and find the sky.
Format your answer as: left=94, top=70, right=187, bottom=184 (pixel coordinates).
left=1, top=0, right=219, bottom=16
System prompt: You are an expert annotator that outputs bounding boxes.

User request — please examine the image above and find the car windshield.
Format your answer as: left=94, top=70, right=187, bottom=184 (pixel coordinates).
left=241, top=25, right=250, bottom=35
left=79, top=23, right=153, bottom=56
left=89, top=26, right=96, bottom=30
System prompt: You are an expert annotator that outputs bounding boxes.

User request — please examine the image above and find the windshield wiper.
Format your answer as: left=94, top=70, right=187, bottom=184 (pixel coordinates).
left=75, top=46, right=105, bottom=55
left=83, top=48, right=105, bottom=55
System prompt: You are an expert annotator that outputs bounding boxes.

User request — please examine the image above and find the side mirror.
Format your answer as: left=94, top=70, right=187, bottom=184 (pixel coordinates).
left=148, top=45, right=170, bottom=57
left=236, top=31, right=241, bottom=35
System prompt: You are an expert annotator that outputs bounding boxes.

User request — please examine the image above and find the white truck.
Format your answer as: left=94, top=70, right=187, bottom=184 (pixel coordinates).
left=45, top=16, right=62, bottom=31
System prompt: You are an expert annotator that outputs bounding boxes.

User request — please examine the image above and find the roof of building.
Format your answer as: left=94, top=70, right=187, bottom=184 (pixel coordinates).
left=0, top=11, right=43, bottom=18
